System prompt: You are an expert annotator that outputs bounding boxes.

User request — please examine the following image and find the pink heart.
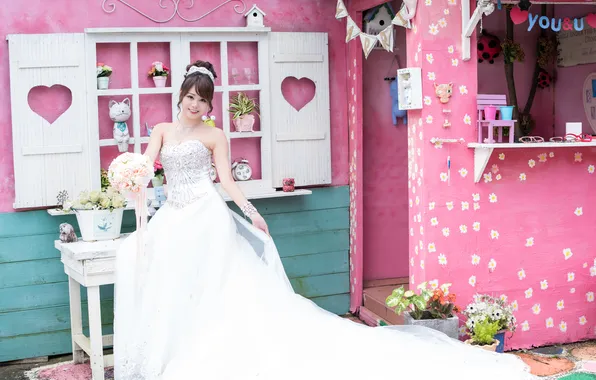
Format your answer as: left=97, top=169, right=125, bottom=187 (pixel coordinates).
left=28, top=85, right=72, bottom=124
left=510, top=7, right=529, bottom=25
left=586, top=13, right=596, bottom=29
left=281, top=77, right=316, bottom=112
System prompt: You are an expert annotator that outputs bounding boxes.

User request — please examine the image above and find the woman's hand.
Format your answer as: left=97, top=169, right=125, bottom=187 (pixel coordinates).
left=251, top=213, right=269, bottom=235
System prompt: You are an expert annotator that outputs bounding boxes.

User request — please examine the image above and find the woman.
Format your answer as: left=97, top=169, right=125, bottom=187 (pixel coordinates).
left=113, top=61, right=537, bottom=380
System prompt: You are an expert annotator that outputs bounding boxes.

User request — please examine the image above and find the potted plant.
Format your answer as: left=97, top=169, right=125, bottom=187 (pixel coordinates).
left=464, top=319, right=501, bottom=352
left=462, top=294, right=517, bottom=353
left=148, top=61, right=169, bottom=88
left=62, top=187, right=127, bottom=242
left=228, top=92, right=259, bottom=132
left=385, top=282, right=460, bottom=339
left=96, top=62, right=113, bottom=90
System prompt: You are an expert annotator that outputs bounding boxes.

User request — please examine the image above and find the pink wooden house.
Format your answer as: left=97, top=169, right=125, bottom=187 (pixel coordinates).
left=1, top=0, right=596, bottom=367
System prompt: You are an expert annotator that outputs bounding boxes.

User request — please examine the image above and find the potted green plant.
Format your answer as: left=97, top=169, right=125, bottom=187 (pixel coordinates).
left=62, top=188, right=127, bottom=242
left=462, top=294, right=517, bottom=353
left=385, top=282, right=460, bottom=339
left=465, top=319, right=501, bottom=352
left=228, top=92, right=259, bottom=132
left=96, top=62, right=113, bottom=90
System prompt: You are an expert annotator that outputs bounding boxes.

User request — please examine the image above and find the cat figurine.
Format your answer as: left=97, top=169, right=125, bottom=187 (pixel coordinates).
left=109, top=98, right=131, bottom=153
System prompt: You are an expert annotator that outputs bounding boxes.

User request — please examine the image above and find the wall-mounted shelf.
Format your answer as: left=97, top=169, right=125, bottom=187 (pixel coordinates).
left=468, top=141, right=596, bottom=183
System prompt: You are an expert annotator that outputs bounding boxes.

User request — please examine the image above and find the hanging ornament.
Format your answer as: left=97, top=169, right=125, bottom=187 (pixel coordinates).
left=377, top=25, right=394, bottom=52
left=359, top=33, right=377, bottom=59
left=477, top=30, right=502, bottom=64
left=346, top=16, right=360, bottom=42
left=335, top=0, right=348, bottom=19
left=537, top=69, right=552, bottom=89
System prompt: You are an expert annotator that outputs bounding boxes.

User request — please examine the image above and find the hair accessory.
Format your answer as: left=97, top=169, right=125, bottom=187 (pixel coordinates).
left=186, top=66, right=214, bottom=82
left=201, top=115, right=216, bottom=121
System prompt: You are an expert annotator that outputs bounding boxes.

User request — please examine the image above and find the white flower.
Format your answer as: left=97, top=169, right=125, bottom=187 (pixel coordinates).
left=499, top=153, right=505, bottom=160
left=473, top=222, right=480, bottom=231
left=528, top=159, right=536, bottom=168
left=463, top=114, right=471, bottom=125
left=580, top=316, right=588, bottom=325
left=525, top=237, right=534, bottom=247
left=438, top=18, right=447, bottom=28
left=489, top=193, right=497, bottom=203
left=575, top=207, right=583, bottom=216
left=519, top=173, right=527, bottom=181
left=442, top=227, right=450, bottom=237
left=459, top=168, right=468, bottom=177
left=575, top=152, right=583, bottom=162
left=525, top=288, right=533, bottom=298
left=560, top=321, right=567, bottom=332
left=587, top=292, right=595, bottom=302
left=438, top=254, right=448, bottom=266
left=568, top=272, right=575, bottom=282
left=448, top=45, right=454, bottom=53
left=556, top=300, right=565, bottom=310
left=589, top=165, right=595, bottom=174
left=538, top=153, right=547, bottom=163
left=474, top=202, right=480, bottom=211
left=426, top=53, right=434, bottom=64
left=546, top=317, right=554, bottom=328
left=488, top=259, right=497, bottom=272
left=521, top=320, right=530, bottom=331
left=429, top=24, right=439, bottom=35
left=563, top=248, right=573, bottom=260
left=532, top=304, right=541, bottom=315
left=426, top=115, right=434, bottom=124
left=471, top=254, right=481, bottom=265
left=430, top=217, right=439, bottom=226
left=472, top=193, right=480, bottom=202
left=451, top=58, right=459, bottom=66
left=446, top=201, right=454, bottom=211
left=428, top=243, right=437, bottom=253
left=540, top=280, right=548, bottom=290
left=490, top=230, right=499, bottom=239
left=424, top=96, right=432, bottom=105
left=459, top=225, right=468, bottom=233
left=518, top=269, right=526, bottom=280
left=483, top=172, right=492, bottom=183
left=427, top=72, right=436, bottom=81
left=459, top=85, right=468, bottom=95
left=469, top=276, right=476, bottom=287
left=461, top=201, right=470, bottom=210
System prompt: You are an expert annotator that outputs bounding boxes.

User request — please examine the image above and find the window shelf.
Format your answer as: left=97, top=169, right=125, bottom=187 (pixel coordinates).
left=468, top=142, right=596, bottom=183
left=216, top=84, right=262, bottom=92
left=97, top=87, right=174, bottom=96
left=229, top=131, right=263, bottom=139
left=99, top=137, right=150, bottom=147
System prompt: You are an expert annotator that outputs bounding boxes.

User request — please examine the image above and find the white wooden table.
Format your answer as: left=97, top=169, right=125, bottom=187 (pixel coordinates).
left=54, top=234, right=128, bottom=380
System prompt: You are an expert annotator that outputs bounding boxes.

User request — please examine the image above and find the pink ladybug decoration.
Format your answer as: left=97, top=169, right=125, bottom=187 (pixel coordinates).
left=283, top=178, right=295, bottom=192
left=477, top=30, right=502, bottom=64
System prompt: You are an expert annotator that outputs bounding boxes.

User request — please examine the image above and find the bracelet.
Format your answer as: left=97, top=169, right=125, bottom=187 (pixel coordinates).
left=240, top=201, right=258, bottom=218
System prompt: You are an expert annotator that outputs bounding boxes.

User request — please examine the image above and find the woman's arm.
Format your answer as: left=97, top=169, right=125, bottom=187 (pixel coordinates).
left=212, top=129, right=269, bottom=234
left=143, top=124, right=165, bottom=163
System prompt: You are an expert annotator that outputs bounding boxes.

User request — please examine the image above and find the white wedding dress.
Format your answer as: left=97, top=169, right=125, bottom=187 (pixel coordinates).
left=113, top=139, right=537, bottom=380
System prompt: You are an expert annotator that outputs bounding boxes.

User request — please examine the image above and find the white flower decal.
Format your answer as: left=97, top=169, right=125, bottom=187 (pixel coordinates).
left=499, top=153, right=505, bottom=160
left=528, top=159, right=536, bottom=168
left=463, top=114, right=471, bottom=125
left=488, top=258, right=497, bottom=272
left=426, top=53, right=434, bottom=64
left=472, top=254, right=481, bottom=265
left=459, top=85, right=468, bottom=95
left=519, top=173, right=527, bottom=181
left=575, top=152, right=583, bottom=162
left=563, top=248, right=573, bottom=260
left=540, top=280, right=548, bottom=290
left=490, top=230, right=499, bottom=239
left=438, top=253, right=447, bottom=266
left=489, top=193, right=498, bottom=203
left=442, top=227, right=450, bottom=237
left=473, top=222, right=480, bottom=232
left=427, top=72, right=436, bottom=81
left=469, top=275, right=476, bottom=287
left=518, top=269, right=526, bottom=280
left=424, top=96, right=432, bottom=105
left=575, top=207, right=583, bottom=216
left=429, top=24, right=439, bottom=35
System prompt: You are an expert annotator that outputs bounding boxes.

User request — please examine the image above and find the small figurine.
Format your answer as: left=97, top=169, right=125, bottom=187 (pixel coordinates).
left=109, top=98, right=131, bottom=152
left=434, top=83, right=453, bottom=104
left=202, top=114, right=216, bottom=127
left=59, top=223, right=78, bottom=243
left=283, top=178, right=295, bottom=192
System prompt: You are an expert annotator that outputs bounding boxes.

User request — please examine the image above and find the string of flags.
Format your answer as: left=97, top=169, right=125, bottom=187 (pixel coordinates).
left=335, top=0, right=416, bottom=59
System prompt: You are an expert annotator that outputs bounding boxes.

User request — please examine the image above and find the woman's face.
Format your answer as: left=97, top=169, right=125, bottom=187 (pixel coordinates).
left=180, top=89, right=210, bottom=121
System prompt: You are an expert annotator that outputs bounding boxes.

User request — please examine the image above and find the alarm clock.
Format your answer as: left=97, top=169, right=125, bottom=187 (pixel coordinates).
left=209, top=163, right=217, bottom=182
left=231, top=158, right=252, bottom=181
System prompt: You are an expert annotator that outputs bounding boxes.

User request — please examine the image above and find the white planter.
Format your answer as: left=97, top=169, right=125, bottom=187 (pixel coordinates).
left=403, top=312, right=459, bottom=339
left=97, top=77, right=110, bottom=90
left=465, top=339, right=499, bottom=352
left=75, top=208, right=124, bottom=242
left=232, top=114, right=255, bottom=132
left=153, top=76, right=167, bottom=88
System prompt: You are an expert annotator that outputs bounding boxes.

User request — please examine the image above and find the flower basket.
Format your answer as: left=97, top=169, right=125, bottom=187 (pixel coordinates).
left=97, top=77, right=110, bottom=90
left=96, top=63, right=112, bottom=90
left=75, top=208, right=124, bottom=242
left=148, top=61, right=169, bottom=88
left=232, top=114, right=255, bottom=132
left=153, top=76, right=167, bottom=88
left=403, top=312, right=459, bottom=339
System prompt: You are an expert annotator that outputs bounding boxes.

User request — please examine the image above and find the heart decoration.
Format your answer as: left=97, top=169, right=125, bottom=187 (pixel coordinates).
left=586, top=13, right=596, bottom=29
left=510, top=7, right=529, bottom=25
left=281, top=77, right=316, bottom=112
left=27, top=85, right=73, bottom=124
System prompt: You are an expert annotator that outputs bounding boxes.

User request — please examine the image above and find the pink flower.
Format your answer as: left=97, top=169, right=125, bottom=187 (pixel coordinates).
left=154, top=160, right=163, bottom=170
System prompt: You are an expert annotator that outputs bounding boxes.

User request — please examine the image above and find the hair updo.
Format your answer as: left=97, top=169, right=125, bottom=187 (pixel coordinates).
left=178, top=60, right=218, bottom=113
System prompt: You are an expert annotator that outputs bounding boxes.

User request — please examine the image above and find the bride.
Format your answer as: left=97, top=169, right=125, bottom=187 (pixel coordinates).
left=113, top=60, right=537, bottom=380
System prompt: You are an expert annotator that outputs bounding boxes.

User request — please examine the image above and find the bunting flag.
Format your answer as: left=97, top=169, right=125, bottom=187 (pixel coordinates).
left=377, top=25, right=394, bottom=52
left=392, top=3, right=412, bottom=29
left=346, top=16, right=361, bottom=42
left=359, top=33, right=378, bottom=59
left=335, top=0, right=348, bottom=19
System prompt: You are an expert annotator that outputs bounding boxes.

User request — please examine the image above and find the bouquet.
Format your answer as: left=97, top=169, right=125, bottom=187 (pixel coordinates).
left=386, top=282, right=460, bottom=320
left=108, top=152, right=153, bottom=194
left=62, top=187, right=127, bottom=212
left=463, top=294, right=517, bottom=334
left=148, top=61, right=169, bottom=77
left=96, top=63, right=113, bottom=78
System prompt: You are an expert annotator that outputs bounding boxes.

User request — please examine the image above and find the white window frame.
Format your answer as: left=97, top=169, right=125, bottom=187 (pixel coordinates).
left=84, top=27, right=309, bottom=201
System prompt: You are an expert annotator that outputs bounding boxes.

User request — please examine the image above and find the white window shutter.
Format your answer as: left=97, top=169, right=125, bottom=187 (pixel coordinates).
left=268, top=32, right=331, bottom=187
left=7, top=34, right=92, bottom=209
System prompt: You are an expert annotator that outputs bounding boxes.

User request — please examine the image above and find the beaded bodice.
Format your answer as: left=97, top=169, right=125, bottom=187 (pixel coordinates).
left=160, top=140, right=213, bottom=208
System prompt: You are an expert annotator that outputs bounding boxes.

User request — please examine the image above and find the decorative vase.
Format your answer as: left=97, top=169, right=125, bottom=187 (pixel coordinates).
left=283, top=178, right=295, bottom=192
left=403, top=312, right=459, bottom=339
left=494, top=330, right=506, bottom=353
left=74, top=208, right=124, bottom=242
left=464, top=339, right=499, bottom=352
left=232, top=114, right=255, bottom=132
left=97, top=77, right=110, bottom=90
left=153, top=76, right=167, bottom=88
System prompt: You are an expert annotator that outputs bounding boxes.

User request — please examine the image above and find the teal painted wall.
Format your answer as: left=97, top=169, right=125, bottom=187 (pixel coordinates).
left=0, top=186, right=349, bottom=363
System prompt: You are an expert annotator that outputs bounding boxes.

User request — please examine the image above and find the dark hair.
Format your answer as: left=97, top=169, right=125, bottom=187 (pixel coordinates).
left=178, top=60, right=218, bottom=114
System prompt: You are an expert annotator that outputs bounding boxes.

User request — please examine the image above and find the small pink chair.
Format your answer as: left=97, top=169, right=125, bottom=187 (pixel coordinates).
left=477, top=94, right=516, bottom=143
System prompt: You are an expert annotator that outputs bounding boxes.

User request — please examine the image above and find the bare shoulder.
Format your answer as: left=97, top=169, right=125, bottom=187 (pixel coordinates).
left=205, top=126, right=227, bottom=148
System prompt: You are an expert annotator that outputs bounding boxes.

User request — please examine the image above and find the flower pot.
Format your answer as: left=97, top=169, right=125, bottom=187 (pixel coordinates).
left=283, top=178, right=295, bottom=192
left=465, top=339, right=499, bottom=352
left=97, top=77, right=110, bottom=90
left=233, top=114, right=255, bottom=132
left=153, top=76, right=167, bottom=88
left=74, top=208, right=124, bottom=242
left=151, top=177, right=164, bottom=187
left=499, top=106, right=514, bottom=120
left=403, top=312, right=459, bottom=339
left=494, top=330, right=506, bottom=353
left=484, top=105, right=497, bottom=120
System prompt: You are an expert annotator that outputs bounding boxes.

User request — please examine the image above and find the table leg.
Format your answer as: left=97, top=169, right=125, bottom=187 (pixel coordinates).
left=87, top=286, right=105, bottom=380
left=68, top=277, right=85, bottom=364
left=498, top=127, right=503, bottom=142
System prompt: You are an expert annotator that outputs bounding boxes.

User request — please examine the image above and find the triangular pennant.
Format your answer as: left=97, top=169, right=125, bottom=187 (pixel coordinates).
left=377, top=25, right=394, bottom=52
left=335, top=0, right=349, bottom=19
left=392, top=3, right=412, bottom=29
left=359, top=33, right=377, bottom=59
left=346, top=16, right=361, bottom=42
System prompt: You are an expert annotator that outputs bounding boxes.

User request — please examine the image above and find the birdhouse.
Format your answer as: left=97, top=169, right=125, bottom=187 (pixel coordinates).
left=244, top=4, right=266, bottom=28
left=363, top=3, right=395, bottom=35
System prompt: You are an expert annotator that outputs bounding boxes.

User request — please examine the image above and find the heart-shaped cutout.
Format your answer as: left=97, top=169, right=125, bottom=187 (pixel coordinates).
left=586, top=13, right=596, bottom=29
left=510, top=7, right=529, bottom=25
left=28, top=85, right=73, bottom=124
left=281, top=77, right=316, bottom=112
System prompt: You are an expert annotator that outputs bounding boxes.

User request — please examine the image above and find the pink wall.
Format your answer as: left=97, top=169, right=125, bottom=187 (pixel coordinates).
left=554, top=4, right=596, bottom=136
left=404, top=0, right=596, bottom=350
left=0, top=0, right=349, bottom=213
left=477, top=7, right=555, bottom=138
left=362, top=15, right=409, bottom=281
